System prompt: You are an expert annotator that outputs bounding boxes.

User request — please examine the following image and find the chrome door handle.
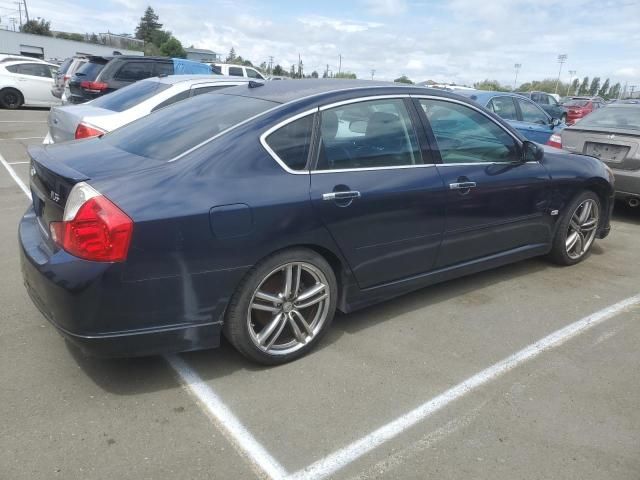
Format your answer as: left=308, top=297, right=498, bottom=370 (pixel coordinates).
left=322, top=191, right=361, bottom=201
left=449, top=182, right=476, bottom=190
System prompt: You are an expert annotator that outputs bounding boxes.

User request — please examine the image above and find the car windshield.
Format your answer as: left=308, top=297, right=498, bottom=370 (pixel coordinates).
left=74, top=61, right=106, bottom=80
left=564, top=99, right=589, bottom=107
left=103, top=93, right=278, bottom=161
left=90, top=80, right=171, bottom=112
left=577, top=107, right=640, bottom=131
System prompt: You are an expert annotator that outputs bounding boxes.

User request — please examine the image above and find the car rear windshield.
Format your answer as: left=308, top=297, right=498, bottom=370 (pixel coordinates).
left=74, top=61, right=106, bottom=80
left=577, top=107, right=640, bottom=131
left=564, top=100, right=589, bottom=107
left=90, top=80, right=171, bottom=112
left=103, top=93, right=278, bottom=161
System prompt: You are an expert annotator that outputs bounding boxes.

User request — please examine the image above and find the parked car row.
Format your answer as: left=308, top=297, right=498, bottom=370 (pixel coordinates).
left=0, top=59, right=60, bottom=108
left=21, top=79, right=614, bottom=364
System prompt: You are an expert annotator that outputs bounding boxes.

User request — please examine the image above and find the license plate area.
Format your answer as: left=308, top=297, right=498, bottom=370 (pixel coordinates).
left=585, top=142, right=629, bottom=163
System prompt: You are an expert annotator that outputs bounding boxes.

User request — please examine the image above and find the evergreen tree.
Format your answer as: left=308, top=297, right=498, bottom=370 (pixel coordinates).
left=578, top=76, right=590, bottom=95
left=609, top=82, right=621, bottom=99
left=589, top=77, right=600, bottom=96
left=135, top=7, right=163, bottom=43
left=21, top=18, right=52, bottom=36
left=226, top=47, right=237, bottom=63
left=159, top=37, right=185, bottom=58
left=272, top=64, right=284, bottom=76
left=311, top=70, right=319, bottom=78
left=598, top=78, right=610, bottom=98
left=570, top=78, right=579, bottom=95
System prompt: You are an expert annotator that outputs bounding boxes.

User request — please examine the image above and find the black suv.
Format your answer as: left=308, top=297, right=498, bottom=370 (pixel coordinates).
left=67, top=56, right=174, bottom=104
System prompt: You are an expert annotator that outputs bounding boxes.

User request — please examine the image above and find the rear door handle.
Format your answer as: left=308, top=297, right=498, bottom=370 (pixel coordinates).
left=449, top=182, right=476, bottom=190
left=322, top=191, right=361, bottom=201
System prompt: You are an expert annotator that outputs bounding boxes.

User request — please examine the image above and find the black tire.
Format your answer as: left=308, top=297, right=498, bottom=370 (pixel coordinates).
left=0, top=88, right=23, bottom=109
left=549, top=190, right=601, bottom=266
left=223, top=248, right=337, bottom=365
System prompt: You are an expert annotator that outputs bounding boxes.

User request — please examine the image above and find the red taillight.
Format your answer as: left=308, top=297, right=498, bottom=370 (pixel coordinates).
left=63, top=74, right=70, bottom=81
left=50, top=183, right=133, bottom=262
left=546, top=133, right=562, bottom=149
left=79, top=80, right=108, bottom=93
left=75, top=123, right=105, bottom=139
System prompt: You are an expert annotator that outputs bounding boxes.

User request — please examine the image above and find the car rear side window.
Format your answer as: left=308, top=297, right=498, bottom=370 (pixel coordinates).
left=104, top=94, right=277, bottom=161
left=488, top=97, right=518, bottom=120
left=229, top=66, right=243, bottom=77
left=12, top=63, right=54, bottom=78
left=420, top=99, right=519, bottom=164
left=151, top=89, right=190, bottom=111
left=114, top=62, right=155, bottom=82
left=316, top=99, right=421, bottom=170
left=90, top=80, right=171, bottom=112
left=74, top=61, right=105, bottom=80
left=155, top=62, right=173, bottom=76
left=265, top=114, right=314, bottom=171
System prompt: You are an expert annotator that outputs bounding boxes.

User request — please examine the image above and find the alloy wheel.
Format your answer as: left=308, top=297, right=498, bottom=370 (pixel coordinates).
left=565, top=199, right=599, bottom=260
left=247, top=262, right=331, bottom=356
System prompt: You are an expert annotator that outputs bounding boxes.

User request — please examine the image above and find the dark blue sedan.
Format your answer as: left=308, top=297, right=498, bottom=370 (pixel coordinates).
left=20, top=80, right=614, bottom=364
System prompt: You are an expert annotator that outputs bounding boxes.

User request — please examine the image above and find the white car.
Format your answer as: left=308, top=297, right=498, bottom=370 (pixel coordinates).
left=209, top=63, right=266, bottom=80
left=0, top=60, right=60, bottom=109
left=44, top=74, right=248, bottom=143
left=0, top=54, right=49, bottom=64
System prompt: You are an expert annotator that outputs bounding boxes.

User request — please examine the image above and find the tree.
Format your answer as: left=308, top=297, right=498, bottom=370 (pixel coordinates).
left=598, top=78, right=610, bottom=98
left=474, top=79, right=510, bottom=91
left=578, top=76, right=590, bottom=95
left=609, top=82, right=621, bottom=99
left=272, top=64, right=285, bottom=76
left=56, top=32, right=84, bottom=41
left=335, top=72, right=357, bottom=79
left=394, top=75, right=414, bottom=84
left=159, top=37, right=185, bottom=58
left=311, top=70, right=319, bottom=78
left=20, top=18, right=52, bottom=36
left=570, top=78, right=580, bottom=95
left=589, top=77, right=600, bottom=96
left=150, top=29, right=171, bottom=47
left=226, top=47, right=237, bottom=63
left=259, top=62, right=267, bottom=73
left=290, top=64, right=296, bottom=78
left=135, top=6, right=163, bottom=43
left=89, top=33, right=100, bottom=44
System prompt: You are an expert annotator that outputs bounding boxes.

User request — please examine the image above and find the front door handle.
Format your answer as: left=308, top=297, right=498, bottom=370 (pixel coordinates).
left=322, top=191, right=361, bottom=201
left=449, top=182, right=476, bottom=190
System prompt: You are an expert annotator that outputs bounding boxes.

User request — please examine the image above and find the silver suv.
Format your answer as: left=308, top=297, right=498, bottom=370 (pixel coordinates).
left=51, top=56, right=87, bottom=99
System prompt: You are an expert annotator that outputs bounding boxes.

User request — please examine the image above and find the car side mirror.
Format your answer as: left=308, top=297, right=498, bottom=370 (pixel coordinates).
left=551, top=117, right=561, bottom=127
left=523, top=140, right=544, bottom=162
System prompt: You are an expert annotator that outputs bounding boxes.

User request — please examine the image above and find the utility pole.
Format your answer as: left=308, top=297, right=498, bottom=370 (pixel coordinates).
left=567, top=70, right=576, bottom=95
left=325, top=64, right=329, bottom=78
left=10, top=17, right=17, bottom=31
left=555, top=54, right=567, bottom=94
left=630, top=85, right=637, bottom=99
left=338, top=54, right=342, bottom=75
left=16, top=1, right=22, bottom=27
left=268, top=56, right=273, bottom=75
left=371, top=69, right=375, bottom=80
left=513, top=63, right=521, bottom=90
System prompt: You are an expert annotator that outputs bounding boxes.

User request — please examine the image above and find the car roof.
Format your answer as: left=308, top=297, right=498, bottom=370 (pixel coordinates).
left=2, top=60, right=58, bottom=68
left=151, top=74, right=250, bottom=85
left=452, top=89, right=529, bottom=104
left=216, top=78, right=442, bottom=105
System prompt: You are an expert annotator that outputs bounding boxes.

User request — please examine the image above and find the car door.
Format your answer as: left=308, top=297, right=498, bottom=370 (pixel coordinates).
left=515, top=97, right=554, bottom=143
left=12, top=63, right=56, bottom=105
left=309, top=97, right=446, bottom=288
left=416, top=97, right=552, bottom=268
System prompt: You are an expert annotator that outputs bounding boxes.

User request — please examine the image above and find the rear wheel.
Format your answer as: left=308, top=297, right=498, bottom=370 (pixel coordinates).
left=224, top=248, right=337, bottom=365
left=0, top=88, right=23, bottom=109
left=549, top=191, right=601, bottom=265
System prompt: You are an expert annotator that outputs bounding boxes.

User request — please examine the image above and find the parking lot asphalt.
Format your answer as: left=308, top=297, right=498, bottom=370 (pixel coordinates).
left=1, top=108, right=639, bottom=480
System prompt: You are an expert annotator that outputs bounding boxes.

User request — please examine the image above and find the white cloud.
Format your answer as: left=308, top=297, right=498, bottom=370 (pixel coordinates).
left=361, top=0, right=408, bottom=16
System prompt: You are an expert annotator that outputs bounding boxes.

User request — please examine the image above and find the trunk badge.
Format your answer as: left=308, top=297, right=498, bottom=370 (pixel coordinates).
left=50, top=191, right=60, bottom=203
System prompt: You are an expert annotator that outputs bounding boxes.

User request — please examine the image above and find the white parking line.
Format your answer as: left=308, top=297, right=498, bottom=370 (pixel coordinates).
left=166, top=354, right=289, bottom=480
left=0, top=120, right=47, bottom=123
left=0, top=151, right=31, bottom=199
left=1, top=140, right=638, bottom=480
left=0, top=136, right=45, bottom=141
left=288, top=293, right=640, bottom=480
left=8, top=161, right=29, bottom=165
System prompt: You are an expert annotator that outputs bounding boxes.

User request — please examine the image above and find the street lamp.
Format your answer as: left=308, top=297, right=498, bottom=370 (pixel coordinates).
left=567, top=70, right=576, bottom=96
left=555, top=54, right=567, bottom=94
left=513, top=63, right=521, bottom=90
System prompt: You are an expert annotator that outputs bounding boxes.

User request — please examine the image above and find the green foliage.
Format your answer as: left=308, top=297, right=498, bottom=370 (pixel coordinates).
left=150, top=29, right=171, bottom=47
left=20, top=18, right=52, bottom=36
left=474, top=79, right=509, bottom=91
left=226, top=47, right=237, bottom=63
left=609, top=82, right=621, bottom=99
left=144, top=43, right=162, bottom=56
left=589, top=77, right=600, bottom=96
left=56, top=32, right=85, bottom=42
left=311, top=70, right=319, bottom=78
left=516, top=78, right=569, bottom=94
left=394, top=75, right=414, bottom=84
left=598, top=78, right=610, bottom=98
left=335, top=72, right=357, bottom=79
left=578, top=76, right=590, bottom=95
left=89, top=33, right=100, bottom=44
left=272, top=64, right=285, bottom=76
left=135, top=6, right=163, bottom=43
left=159, top=37, right=185, bottom=58
left=570, top=78, right=580, bottom=95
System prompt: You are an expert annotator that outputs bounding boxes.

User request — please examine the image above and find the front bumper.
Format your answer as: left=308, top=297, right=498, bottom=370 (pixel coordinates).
left=19, top=207, right=223, bottom=357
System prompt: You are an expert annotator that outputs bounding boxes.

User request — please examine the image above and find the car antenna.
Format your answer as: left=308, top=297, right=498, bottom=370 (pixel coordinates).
left=248, top=81, right=265, bottom=88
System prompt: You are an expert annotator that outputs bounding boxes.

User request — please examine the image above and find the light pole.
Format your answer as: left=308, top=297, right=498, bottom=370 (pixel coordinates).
left=371, top=69, right=375, bottom=80
left=513, top=63, right=521, bottom=90
left=567, top=70, right=576, bottom=96
left=555, top=54, right=567, bottom=94
left=338, top=54, right=342, bottom=76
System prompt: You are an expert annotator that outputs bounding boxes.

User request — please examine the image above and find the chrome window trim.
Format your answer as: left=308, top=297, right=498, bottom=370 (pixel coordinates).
left=310, top=164, right=436, bottom=174
left=259, top=107, right=318, bottom=175
left=318, top=94, right=412, bottom=110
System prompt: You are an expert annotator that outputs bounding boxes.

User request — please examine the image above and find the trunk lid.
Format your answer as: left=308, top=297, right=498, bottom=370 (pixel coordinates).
left=48, top=104, right=114, bottom=143
left=562, top=127, right=640, bottom=170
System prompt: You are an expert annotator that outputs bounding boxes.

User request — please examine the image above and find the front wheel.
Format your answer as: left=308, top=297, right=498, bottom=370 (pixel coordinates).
left=0, top=88, right=23, bottom=109
left=224, top=248, right=337, bottom=365
left=549, top=191, right=601, bottom=266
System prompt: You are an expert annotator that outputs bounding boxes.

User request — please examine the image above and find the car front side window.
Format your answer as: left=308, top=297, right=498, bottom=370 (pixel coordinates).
left=316, top=98, right=421, bottom=171
left=420, top=98, right=519, bottom=164
left=488, top=96, right=518, bottom=121
left=517, top=99, right=549, bottom=125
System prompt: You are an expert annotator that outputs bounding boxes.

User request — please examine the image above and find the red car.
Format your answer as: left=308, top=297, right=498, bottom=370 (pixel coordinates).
left=563, top=96, right=606, bottom=125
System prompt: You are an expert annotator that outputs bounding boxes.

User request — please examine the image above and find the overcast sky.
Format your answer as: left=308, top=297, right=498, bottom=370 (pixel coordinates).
left=19, top=0, right=640, bottom=88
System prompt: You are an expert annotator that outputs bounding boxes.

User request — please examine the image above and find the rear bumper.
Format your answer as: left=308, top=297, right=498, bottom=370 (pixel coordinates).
left=611, top=168, right=640, bottom=198
left=19, top=207, right=224, bottom=357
